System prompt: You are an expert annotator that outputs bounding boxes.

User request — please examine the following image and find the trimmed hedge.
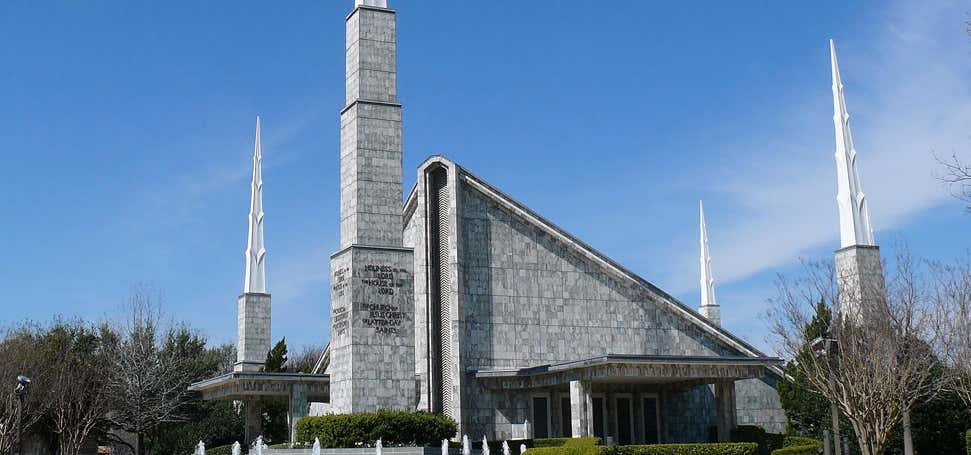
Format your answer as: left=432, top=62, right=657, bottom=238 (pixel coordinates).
left=206, top=445, right=236, bottom=455
left=769, top=436, right=821, bottom=455
left=610, top=443, right=758, bottom=455
left=966, top=429, right=970, bottom=455
left=294, top=410, right=457, bottom=448
left=533, top=438, right=602, bottom=448
left=730, top=426, right=784, bottom=455
left=525, top=447, right=607, bottom=455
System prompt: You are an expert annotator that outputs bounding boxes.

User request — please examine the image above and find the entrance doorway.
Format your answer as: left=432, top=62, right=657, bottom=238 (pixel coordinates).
left=616, top=397, right=632, bottom=445
left=532, top=396, right=550, bottom=438
left=560, top=396, right=572, bottom=437
left=592, top=396, right=605, bottom=439
left=642, top=396, right=660, bottom=444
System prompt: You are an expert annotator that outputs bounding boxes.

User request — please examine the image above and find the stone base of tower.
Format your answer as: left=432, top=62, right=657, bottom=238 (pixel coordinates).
left=699, top=305, right=721, bottom=326
left=834, top=245, right=885, bottom=319
left=329, top=245, right=416, bottom=413
left=235, top=292, right=271, bottom=372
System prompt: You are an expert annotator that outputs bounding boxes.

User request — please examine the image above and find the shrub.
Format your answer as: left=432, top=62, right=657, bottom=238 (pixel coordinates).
left=769, top=436, right=821, bottom=455
left=533, top=438, right=602, bottom=448
left=769, top=446, right=817, bottom=455
left=295, top=410, right=457, bottom=448
left=524, top=446, right=608, bottom=455
left=610, top=443, right=758, bottom=455
left=730, top=426, right=784, bottom=455
left=966, top=429, right=971, bottom=455
left=206, top=445, right=236, bottom=455
left=780, top=437, right=818, bottom=448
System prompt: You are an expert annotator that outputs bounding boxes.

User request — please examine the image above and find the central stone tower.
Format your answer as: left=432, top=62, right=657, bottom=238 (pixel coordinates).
left=329, top=0, right=416, bottom=413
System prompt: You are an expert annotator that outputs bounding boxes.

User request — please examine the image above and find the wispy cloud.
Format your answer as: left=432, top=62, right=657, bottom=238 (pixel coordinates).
left=664, top=0, right=971, bottom=294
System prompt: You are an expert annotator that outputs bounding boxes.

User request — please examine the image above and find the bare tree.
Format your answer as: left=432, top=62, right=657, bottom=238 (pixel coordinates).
left=287, top=344, right=327, bottom=374
left=936, top=153, right=971, bottom=212
left=930, top=255, right=971, bottom=410
left=104, top=291, right=200, bottom=455
left=768, top=252, right=944, bottom=455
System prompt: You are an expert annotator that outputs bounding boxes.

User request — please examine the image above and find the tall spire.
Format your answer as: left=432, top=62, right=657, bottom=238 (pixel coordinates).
left=699, top=201, right=720, bottom=325
left=355, top=0, right=388, bottom=7
left=831, top=39, right=875, bottom=248
left=244, top=116, right=267, bottom=294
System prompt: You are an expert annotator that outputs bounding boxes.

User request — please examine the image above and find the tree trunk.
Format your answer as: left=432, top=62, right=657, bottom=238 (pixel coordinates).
left=902, top=409, right=914, bottom=455
left=136, top=432, right=145, bottom=455
left=831, top=403, right=842, bottom=455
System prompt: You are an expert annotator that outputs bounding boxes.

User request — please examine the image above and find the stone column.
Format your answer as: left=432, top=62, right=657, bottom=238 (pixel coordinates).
left=235, top=293, right=271, bottom=372
left=714, top=381, right=737, bottom=443
left=834, top=245, right=885, bottom=320
left=244, top=399, right=263, bottom=446
left=570, top=380, right=592, bottom=437
left=289, top=384, right=309, bottom=443
left=329, top=1, right=416, bottom=414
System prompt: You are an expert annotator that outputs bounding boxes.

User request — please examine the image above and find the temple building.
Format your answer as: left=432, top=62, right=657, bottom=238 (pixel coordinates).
left=192, top=0, right=884, bottom=447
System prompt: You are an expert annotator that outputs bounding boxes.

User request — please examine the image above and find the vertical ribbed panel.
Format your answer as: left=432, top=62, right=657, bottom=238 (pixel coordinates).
left=436, top=173, right=452, bottom=417
left=427, top=167, right=452, bottom=416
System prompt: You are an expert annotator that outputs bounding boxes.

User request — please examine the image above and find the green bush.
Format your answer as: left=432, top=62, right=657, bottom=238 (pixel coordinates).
left=609, top=443, right=758, bottom=455
left=533, top=438, right=602, bottom=448
left=966, top=429, right=971, bottom=455
left=730, top=426, right=784, bottom=455
left=780, top=437, right=818, bottom=448
left=769, top=436, right=821, bottom=455
left=769, top=446, right=817, bottom=455
left=524, top=446, right=608, bottom=455
left=206, top=445, right=236, bottom=455
left=294, top=410, right=457, bottom=448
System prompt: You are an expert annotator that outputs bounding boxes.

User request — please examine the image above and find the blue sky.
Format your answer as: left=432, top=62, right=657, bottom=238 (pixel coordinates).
left=1, top=0, right=969, bottom=354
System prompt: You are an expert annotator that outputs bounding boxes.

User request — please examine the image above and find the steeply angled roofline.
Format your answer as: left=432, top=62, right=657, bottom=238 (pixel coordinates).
left=405, top=156, right=780, bottom=372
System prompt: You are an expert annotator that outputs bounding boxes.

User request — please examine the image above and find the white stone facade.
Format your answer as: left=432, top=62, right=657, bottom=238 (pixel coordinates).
left=402, top=158, right=785, bottom=441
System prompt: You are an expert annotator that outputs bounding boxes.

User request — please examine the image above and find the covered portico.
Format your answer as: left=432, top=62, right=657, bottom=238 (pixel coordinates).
left=189, top=372, right=330, bottom=445
left=473, top=355, right=781, bottom=444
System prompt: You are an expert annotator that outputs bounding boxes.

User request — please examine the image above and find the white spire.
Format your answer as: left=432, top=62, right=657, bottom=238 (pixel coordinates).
left=699, top=201, right=720, bottom=325
left=831, top=39, right=875, bottom=248
left=244, top=116, right=267, bottom=294
left=355, top=0, right=388, bottom=7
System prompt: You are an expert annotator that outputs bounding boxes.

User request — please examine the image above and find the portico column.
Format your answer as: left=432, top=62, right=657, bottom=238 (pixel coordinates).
left=289, top=384, right=309, bottom=443
left=244, top=398, right=263, bottom=446
left=714, top=381, right=737, bottom=443
left=570, top=380, right=592, bottom=437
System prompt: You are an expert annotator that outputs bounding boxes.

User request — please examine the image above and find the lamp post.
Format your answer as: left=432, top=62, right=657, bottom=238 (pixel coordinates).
left=15, top=375, right=31, bottom=455
left=810, top=337, right=840, bottom=455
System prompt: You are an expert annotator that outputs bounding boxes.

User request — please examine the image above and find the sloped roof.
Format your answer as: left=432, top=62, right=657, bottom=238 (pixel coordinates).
left=404, top=156, right=783, bottom=376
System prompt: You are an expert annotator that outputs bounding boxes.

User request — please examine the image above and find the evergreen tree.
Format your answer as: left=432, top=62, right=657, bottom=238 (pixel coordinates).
left=264, top=338, right=288, bottom=373
left=261, top=338, right=290, bottom=443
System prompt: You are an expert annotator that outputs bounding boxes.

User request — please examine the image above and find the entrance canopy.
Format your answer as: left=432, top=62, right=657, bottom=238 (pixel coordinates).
left=189, top=371, right=330, bottom=401
left=190, top=372, right=330, bottom=444
left=471, top=354, right=782, bottom=390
